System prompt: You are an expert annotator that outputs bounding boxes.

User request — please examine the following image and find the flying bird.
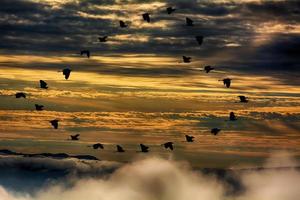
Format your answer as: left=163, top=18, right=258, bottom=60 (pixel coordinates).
left=186, top=17, right=193, bottom=26
left=196, top=36, right=204, bottom=46
left=182, top=56, right=191, bottom=63
left=229, top=112, right=237, bottom=121
left=15, top=92, right=26, bottom=98
left=119, top=20, right=127, bottom=28
left=98, top=36, right=108, bottom=42
left=39, top=80, right=48, bottom=89
left=92, top=143, right=104, bottom=149
left=238, top=96, right=248, bottom=103
left=140, top=144, right=149, bottom=152
left=204, top=66, right=214, bottom=73
left=220, top=78, right=232, bottom=88
left=62, top=68, right=72, bottom=80
left=166, top=7, right=176, bottom=14
left=185, top=135, right=194, bottom=142
left=50, top=119, right=59, bottom=129
left=116, top=145, right=125, bottom=152
left=80, top=50, right=90, bottom=58
left=35, top=104, right=44, bottom=111
left=142, top=13, right=150, bottom=22
left=162, top=142, right=174, bottom=150
left=70, top=134, right=80, bottom=140
left=211, top=128, right=221, bottom=135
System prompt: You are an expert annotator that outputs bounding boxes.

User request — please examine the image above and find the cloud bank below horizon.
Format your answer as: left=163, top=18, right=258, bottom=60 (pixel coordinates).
left=0, top=151, right=300, bottom=200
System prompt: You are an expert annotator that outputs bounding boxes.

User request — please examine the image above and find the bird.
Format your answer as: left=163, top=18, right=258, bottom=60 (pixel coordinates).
left=15, top=92, right=26, bottom=98
left=35, top=104, right=44, bottom=111
left=119, top=20, right=127, bottom=28
left=211, top=128, right=221, bottom=135
left=220, top=78, right=232, bottom=88
left=80, top=50, right=90, bottom=58
left=140, top=144, right=149, bottom=152
left=196, top=36, right=204, bottom=46
left=50, top=119, right=59, bottom=129
left=92, top=143, right=104, bottom=149
left=229, top=112, right=237, bottom=121
left=98, top=36, right=108, bottom=42
left=39, top=80, right=48, bottom=89
left=62, top=68, right=72, bottom=80
left=186, top=17, right=193, bottom=26
left=142, top=13, right=150, bottom=22
left=166, top=7, right=176, bottom=14
left=238, top=96, right=248, bottom=103
left=162, top=142, right=174, bottom=150
left=182, top=56, right=191, bottom=63
left=116, top=145, right=125, bottom=152
left=204, top=66, right=214, bottom=73
left=70, top=134, right=80, bottom=140
left=185, top=135, right=194, bottom=142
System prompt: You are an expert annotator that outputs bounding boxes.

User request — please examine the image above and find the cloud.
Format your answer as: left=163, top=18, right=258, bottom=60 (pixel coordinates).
left=0, top=152, right=300, bottom=200
left=0, top=0, right=299, bottom=84
left=0, top=156, right=120, bottom=194
left=237, top=151, right=300, bottom=200
left=0, top=156, right=225, bottom=200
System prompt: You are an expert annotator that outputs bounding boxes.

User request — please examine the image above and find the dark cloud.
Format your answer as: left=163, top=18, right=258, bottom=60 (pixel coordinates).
left=0, top=155, right=120, bottom=193
left=0, top=154, right=300, bottom=199
left=0, top=0, right=299, bottom=83
left=244, top=0, right=300, bottom=20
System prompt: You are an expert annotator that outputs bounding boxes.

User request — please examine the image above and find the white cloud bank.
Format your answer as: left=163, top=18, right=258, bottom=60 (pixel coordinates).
left=1, top=152, right=300, bottom=200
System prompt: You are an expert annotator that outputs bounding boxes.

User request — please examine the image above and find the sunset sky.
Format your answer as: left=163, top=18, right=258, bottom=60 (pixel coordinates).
left=0, top=0, right=299, bottom=168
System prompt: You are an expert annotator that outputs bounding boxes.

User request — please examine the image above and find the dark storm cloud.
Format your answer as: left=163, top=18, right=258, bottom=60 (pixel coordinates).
left=244, top=0, right=300, bottom=20
left=0, top=0, right=48, bottom=14
left=0, top=155, right=120, bottom=193
left=0, top=0, right=299, bottom=80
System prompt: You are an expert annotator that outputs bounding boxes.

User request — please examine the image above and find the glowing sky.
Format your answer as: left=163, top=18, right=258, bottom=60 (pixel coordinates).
left=0, top=0, right=299, bottom=168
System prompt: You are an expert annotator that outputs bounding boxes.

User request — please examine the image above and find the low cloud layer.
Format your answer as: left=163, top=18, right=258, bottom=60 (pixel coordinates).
left=0, top=152, right=300, bottom=200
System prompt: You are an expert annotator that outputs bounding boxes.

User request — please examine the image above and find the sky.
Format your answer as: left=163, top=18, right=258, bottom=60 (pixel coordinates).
left=0, top=0, right=300, bottom=168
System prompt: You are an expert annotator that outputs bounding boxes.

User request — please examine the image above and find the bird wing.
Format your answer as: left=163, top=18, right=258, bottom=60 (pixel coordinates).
left=40, top=80, right=47, bottom=88
left=186, top=18, right=193, bottom=25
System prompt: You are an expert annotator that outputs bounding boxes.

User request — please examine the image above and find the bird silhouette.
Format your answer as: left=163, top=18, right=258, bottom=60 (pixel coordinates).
left=116, top=145, right=125, bottom=152
left=166, top=7, right=176, bottom=14
left=142, top=13, right=150, bottom=22
left=238, top=96, right=248, bottom=103
left=196, top=36, right=204, bottom=46
left=98, top=36, right=108, bottom=42
left=92, top=143, right=104, bottom=149
left=39, top=80, right=48, bottom=89
left=229, top=112, right=237, bottom=121
left=204, top=66, right=214, bottom=73
left=162, top=142, right=174, bottom=150
left=182, top=56, right=191, bottom=63
left=50, top=119, right=59, bottom=129
left=185, top=135, right=194, bottom=142
left=220, top=78, right=231, bottom=88
left=15, top=92, right=26, bottom=98
left=119, top=20, right=127, bottom=28
left=80, top=50, right=90, bottom=58
left=35, top=104, right=44, bottom=111
left=140, top=144, right=149, bottom=152
left=211, top=128, right=221, bottom=135
left=62, top=68, right=72, bottom=80
left=186, top=17, right=193, bottom=26
left=70, top=134, right=80, bottom=140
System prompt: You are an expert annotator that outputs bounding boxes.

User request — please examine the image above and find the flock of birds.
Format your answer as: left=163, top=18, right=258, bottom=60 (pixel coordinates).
left=13, top=6, right=249, bottom=153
